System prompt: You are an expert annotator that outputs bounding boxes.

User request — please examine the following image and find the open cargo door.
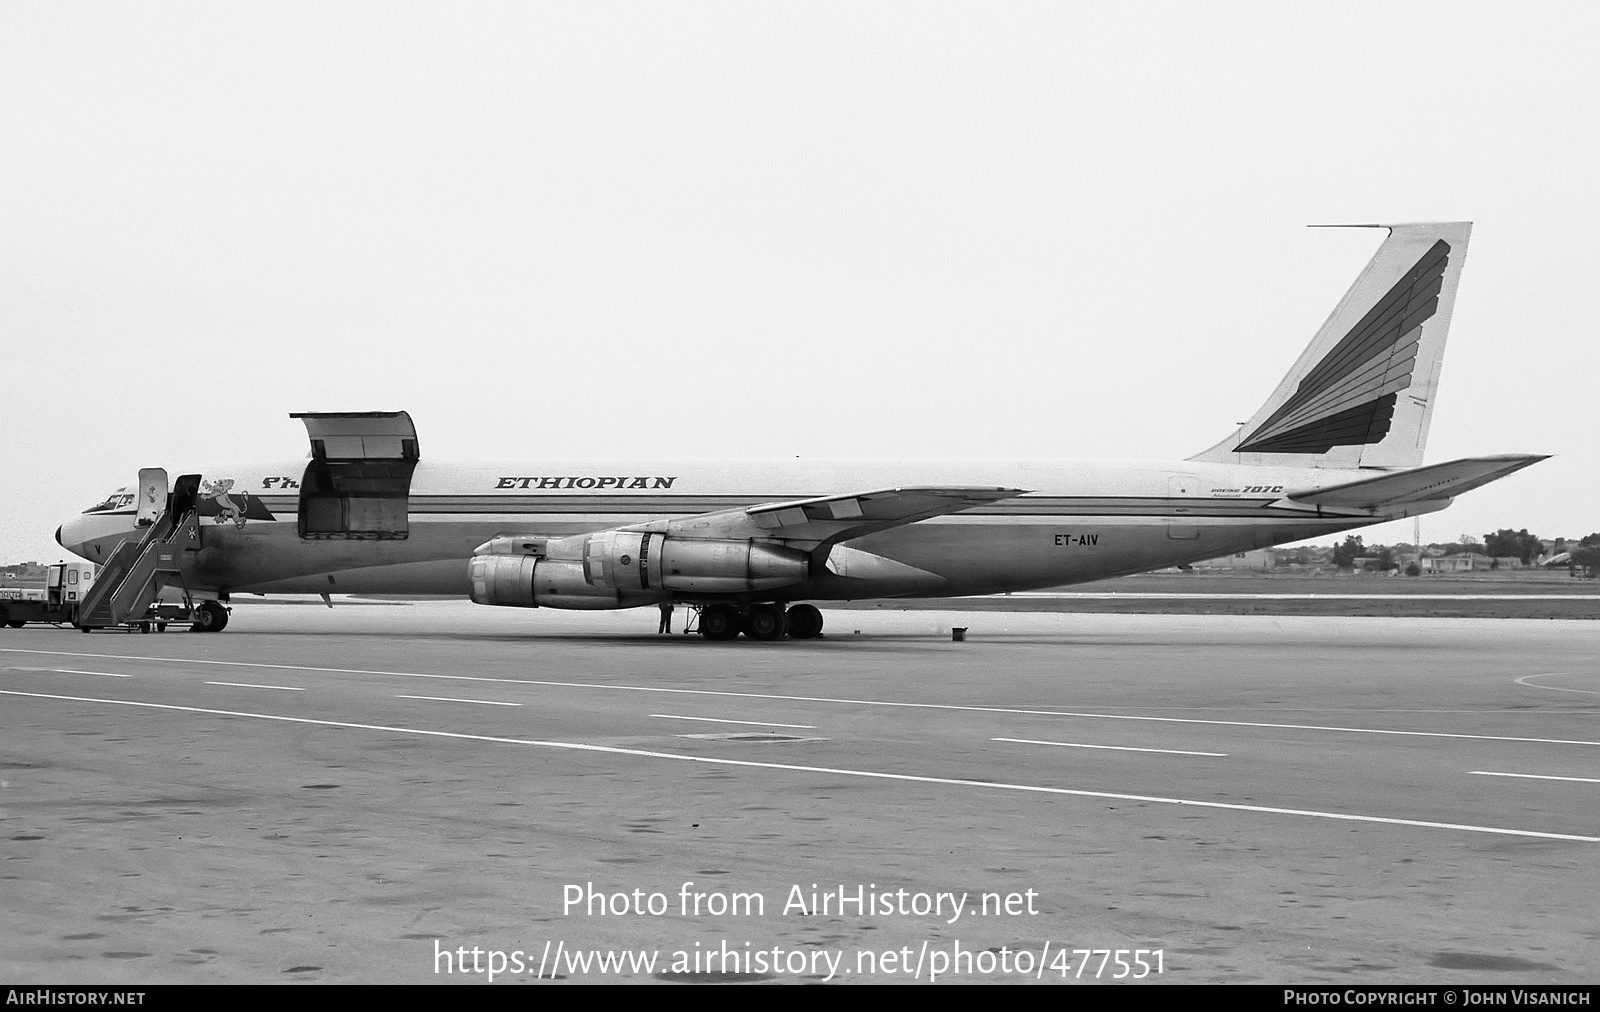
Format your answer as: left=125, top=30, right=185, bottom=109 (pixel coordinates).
left=292, top=411, right=420, bottom=540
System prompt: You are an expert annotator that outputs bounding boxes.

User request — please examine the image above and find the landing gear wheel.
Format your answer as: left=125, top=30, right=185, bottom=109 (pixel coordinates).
left=190, top=600, right=230, bottom=633
left=785, top=604, right=823, bottom=640
left=698, top=604, right=742, bottom=641
left=742, top=603, right=788, bottom=641
left=138, top=621, right=152, bottom=634
left=156, top=621, right=168, bottom=632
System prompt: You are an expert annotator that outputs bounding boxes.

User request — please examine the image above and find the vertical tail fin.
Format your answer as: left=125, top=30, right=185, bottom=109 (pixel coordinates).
left=1189, top=221, right=1471, bottom=469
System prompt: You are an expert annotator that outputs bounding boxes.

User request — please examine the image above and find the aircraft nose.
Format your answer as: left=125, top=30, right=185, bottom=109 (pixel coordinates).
left=56, top=516, right=95, bottom=560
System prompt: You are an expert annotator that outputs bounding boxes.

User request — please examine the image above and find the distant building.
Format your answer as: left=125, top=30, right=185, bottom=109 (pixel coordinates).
left=0, top=561, right=46, bottom=583
left=1193, top=549, right=1277, bottom=571
left=1425, top=552, right=1497, bottom=572
left=1351, top=555, right=1399, bottom=572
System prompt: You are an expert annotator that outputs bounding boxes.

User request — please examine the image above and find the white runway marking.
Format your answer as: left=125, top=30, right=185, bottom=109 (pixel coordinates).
left=3, top=688, right=1596, bottom=844
left=650, top=714, right=816, bottom=729
left=1470, top=771, right=1600, bottom=785
left=8, top=647, right=1600, bottom=748
left=998, top=592, right=1600, bottom=601
left=55, top=669, right=129, bottom=678
left=995, top=737, right=1227, bottom=757
left=396, top=694, right=522, bottom=707
left=1515, top=673, right=1600, bottom=697
left=677, top=732, right=824, bottom=742
left=204, top=681, right=305, bottom=691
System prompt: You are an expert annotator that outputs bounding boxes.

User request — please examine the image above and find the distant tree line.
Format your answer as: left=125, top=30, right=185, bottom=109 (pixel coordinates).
left=1330, top=536, right=1366, bottom=569
left=1483, top=529, right=1547, bottom=566
left=1320, top=530, right=1600, bottom=576
left=1571, top=533, right=1600, bottom=575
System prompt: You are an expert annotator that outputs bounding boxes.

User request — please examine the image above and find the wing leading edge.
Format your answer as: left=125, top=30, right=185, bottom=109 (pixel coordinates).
left=621, top=486, right=1027, bottom=550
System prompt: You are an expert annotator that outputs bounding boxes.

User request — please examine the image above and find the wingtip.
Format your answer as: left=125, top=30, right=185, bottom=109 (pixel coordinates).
left=1486, top=453, right=1551, bottom=466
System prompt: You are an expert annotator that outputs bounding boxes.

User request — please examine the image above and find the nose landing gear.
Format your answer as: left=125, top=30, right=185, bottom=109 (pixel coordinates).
left=189, top=600, right=230, bottom=633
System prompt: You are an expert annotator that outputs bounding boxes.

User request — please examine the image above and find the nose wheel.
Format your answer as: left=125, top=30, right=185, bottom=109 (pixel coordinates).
left=189, top=600, right=230, bottom=633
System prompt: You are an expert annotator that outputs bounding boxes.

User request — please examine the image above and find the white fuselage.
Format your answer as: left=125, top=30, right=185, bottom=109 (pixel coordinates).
left=58, top=456, right=1442, bottom=603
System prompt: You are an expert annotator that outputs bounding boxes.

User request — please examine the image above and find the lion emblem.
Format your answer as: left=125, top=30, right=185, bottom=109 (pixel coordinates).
left=200, top=478, right=250, bottom=529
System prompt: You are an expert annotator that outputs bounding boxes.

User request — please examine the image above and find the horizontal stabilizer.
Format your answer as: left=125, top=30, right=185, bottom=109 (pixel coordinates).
left=1281, top=455, right=1547, bottom=511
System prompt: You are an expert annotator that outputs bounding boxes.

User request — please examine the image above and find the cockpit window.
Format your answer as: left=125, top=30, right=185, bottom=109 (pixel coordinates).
left=83, top=488, right=135, bottom=514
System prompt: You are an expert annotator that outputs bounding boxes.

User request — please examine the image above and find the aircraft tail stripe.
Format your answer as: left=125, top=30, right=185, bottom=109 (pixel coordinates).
left=1262, top=368, right=1410, bottom=440
left=1253, top=342, right=1418, bottom=439
left=1239, top=237, right=1444, bottom=452
left=1198, top=225, right=1467, bottom=466
left=1237, top=397, right=1397, bottom=456
left=1310, top=241, right=1446, bottom=367
left=1297, top=259, right=1444, bottom=393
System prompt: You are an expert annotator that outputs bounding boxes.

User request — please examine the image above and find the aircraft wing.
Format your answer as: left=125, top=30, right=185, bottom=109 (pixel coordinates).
left=1279, top=455, right=1548, bottom=512
left=624, top=486, right=1026, bottom=549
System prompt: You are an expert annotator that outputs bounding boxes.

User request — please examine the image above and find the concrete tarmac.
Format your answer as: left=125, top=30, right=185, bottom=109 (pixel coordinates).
left=2, top=601, right=1597, bottom=985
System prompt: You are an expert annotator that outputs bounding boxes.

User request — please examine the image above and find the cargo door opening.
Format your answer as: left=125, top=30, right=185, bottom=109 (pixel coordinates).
left=293, top=412, right=420, bottom=541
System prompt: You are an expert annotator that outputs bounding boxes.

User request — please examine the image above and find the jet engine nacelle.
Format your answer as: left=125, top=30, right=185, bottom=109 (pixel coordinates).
left=470, top=532, right=809, bottom=609
left=469, top=555, right=625, bottom=610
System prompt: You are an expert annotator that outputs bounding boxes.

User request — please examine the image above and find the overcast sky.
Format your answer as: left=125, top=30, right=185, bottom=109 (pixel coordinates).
left=3, top=2, right=1597, bottom=564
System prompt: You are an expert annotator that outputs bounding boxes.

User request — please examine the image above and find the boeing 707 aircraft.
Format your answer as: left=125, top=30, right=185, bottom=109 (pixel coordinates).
left=53, top=221, right=1544, bottom=639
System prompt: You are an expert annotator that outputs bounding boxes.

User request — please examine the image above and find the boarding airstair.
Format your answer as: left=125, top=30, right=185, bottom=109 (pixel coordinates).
left=76, top=474, right=203, bottom=630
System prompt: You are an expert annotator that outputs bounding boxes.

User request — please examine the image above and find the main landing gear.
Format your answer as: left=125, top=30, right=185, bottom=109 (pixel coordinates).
left=696, top=603, right=824, bottom=642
